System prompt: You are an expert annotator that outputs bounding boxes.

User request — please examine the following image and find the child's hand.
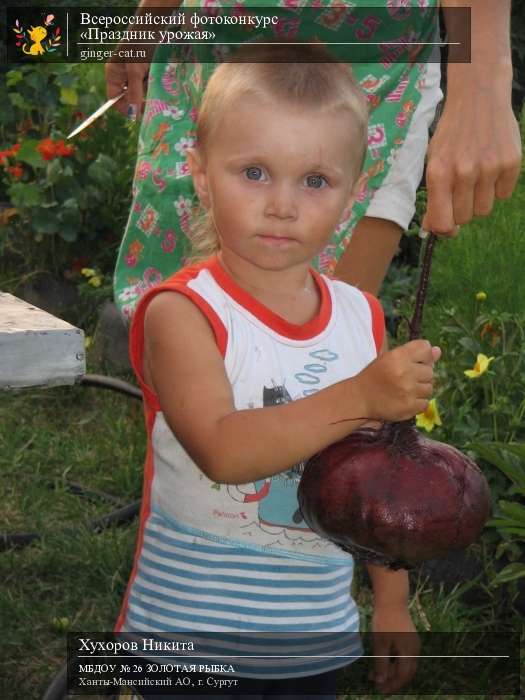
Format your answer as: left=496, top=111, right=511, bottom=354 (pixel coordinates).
left=356, top=340, right=441, bottom=422
left=368, top=605, right=421, bottom=694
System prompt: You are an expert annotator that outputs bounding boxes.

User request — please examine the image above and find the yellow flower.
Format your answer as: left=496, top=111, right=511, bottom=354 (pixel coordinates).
left=80, top=267, right=96, bottom=278
left=84, top=336, right=93, bottom=349
left=416, top=398, right=442, bottom=432
left=476, top=291, right=487, bottom=302
left=88, top=275, right=102, bottom=288
left=464, top=353, right=494, bottom=379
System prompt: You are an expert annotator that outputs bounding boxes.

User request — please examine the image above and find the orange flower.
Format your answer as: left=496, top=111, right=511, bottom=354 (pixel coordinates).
left=480, top=322, right=501, bottom=347
left=54, top=139, right=75, bottom=157
left=0, top=143, right=21, bottom=165
left=7, top=164, right=23, bottom=179
left=37, top=138, right=75, bottom=161
left=37, top=137, right=57, bottom=161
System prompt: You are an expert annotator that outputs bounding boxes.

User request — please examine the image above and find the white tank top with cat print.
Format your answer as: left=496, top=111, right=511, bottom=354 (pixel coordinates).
left=129, top=256, right=384, bottom=566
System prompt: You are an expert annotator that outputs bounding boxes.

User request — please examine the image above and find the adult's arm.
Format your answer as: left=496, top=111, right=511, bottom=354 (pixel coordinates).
left=422, top=0, right=522, bottom=235
left=105, top=0, right=182, bottom=119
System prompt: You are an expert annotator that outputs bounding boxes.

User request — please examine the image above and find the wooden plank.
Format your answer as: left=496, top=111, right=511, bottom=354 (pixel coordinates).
left=0, top=292, right=85, bottom=390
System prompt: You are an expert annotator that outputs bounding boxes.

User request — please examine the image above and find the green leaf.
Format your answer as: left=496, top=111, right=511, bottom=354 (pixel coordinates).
left=32, top=216, right=60, bottom=235
left=54, top=179, right=82, bottom=203
left=491, top=563, right=525, bottom=584
left=8, top=182, right=44, bottom=208
left=468, top=442, right=525, bottom=492
left=458, top=337, right=481, bottom=354
left=6, top=70, right=23, bottom=87
left=57, top=226, right=78, bottom=242
left=498, top=500, right=525, bottom=524
left=59, top=206, right=80, bottom=228
left=496, top=527, right=525, bottom=537
left=54, top=71, right=76, bottom=88
left=16, top=140, right=45, bottom=169
left=493, top=442, right=525, bottom=463
left=46, top=158, right=63, bottom=184
left=22, top=70, right=49, bottom=95
left=60, top=87, right=78, bottom=107
left=9, top=93, right=31, bottom=111
left=87, top=154, right=116, bottom=188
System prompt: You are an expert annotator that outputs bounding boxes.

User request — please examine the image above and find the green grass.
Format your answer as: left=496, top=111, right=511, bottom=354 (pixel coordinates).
left=0, top=380, right=144, bottom=699
left=420, top=179, right=525, bottom=342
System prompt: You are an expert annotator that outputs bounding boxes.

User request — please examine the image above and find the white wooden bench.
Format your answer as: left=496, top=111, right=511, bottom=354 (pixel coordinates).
left=0, top=292, right=85, bottom=390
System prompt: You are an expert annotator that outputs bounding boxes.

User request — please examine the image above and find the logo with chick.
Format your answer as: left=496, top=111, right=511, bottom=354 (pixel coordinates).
left=12, top=14, right=62, bottom=57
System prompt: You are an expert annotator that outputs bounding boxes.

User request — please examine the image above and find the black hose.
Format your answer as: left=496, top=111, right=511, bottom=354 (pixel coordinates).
left=23, top=376, right=142, bottom=698
left=0, top=500, right=141, bottom=552
left=42, top=661, right=119, bottom=700
left=80, top=374, right=143, bottom=401
left=46, top=480, right=127, bottom=508
left=41, top=661, right=67, bottom=700
left=91, top=500, right=141, bottom=533
left=1, top=530, right=39, bottom=550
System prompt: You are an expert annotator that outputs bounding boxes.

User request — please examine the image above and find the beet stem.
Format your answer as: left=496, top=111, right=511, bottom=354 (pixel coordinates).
left=409, top=233, right=437, bottom=341
left=330, top=234, right=438, bottom=430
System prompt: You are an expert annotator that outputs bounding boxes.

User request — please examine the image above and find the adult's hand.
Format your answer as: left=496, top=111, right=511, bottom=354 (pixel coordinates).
left=422, top=70, right=522, bottom=236
left=422, top=0, right=522, bottom=236
left=104, top=0, right=178, bottom=120
left=105, top=58, right=150, bottom=120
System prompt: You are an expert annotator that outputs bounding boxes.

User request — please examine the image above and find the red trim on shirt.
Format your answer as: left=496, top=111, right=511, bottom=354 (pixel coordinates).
left=362, top=291, right=385, bottom=354
left=208, top=256, right=332, bottom=340
left=115, top=260, right=227, bottom=633
left=128, top=260, right=228, bottom=403
left=115, top=407, right=155, bottom=633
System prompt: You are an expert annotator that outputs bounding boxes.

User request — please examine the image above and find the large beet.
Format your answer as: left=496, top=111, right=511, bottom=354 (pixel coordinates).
left=298, top=234, right=492, bottom=570
left=298, top=422, right=491, bottom=570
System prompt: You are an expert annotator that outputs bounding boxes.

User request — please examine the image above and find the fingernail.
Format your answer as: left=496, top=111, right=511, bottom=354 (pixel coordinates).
left=127, top=104, right=137, bottom=121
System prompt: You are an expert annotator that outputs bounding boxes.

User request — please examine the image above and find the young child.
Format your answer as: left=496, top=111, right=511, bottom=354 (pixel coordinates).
left=116, top=44, right=440, bottom=700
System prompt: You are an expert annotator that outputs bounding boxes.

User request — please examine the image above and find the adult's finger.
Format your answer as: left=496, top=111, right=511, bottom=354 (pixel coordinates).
left=105, top=61, right=128, bottom=114
left=124, top=63, right=149, bottom=120
left=494, top=153, right=522, bottom=200
left=422, top=159, right=456, bottom=235
left=451, top=163, right=476, bottom=224
left=473, top=171, right=496, bottom=217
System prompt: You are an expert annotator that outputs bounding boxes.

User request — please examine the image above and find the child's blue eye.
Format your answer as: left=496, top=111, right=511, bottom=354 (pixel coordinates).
left=245, top=167, right=264, bottom=181
left=305, top=175, right=327, bottom=189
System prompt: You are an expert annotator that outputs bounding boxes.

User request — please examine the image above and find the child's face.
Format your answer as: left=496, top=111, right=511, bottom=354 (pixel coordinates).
left=189, top=92, right=363, bottom=273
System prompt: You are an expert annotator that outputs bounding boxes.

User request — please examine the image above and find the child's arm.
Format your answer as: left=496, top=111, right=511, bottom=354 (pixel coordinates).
left=366, top=562, right=420, bottom=693
left=143, top=291, right=438, bottom=485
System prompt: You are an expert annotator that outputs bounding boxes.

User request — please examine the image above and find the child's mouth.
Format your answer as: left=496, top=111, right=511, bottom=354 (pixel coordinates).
left=258, top=234, right=296, bottom=246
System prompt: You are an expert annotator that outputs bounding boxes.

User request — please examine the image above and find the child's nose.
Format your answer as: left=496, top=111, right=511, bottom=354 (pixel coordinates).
left=264, top=183, right=298, bottom=220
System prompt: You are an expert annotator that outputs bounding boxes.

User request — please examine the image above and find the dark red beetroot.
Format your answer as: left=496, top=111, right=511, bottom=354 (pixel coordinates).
left=299, top=235, right=492, bottom=570
left=298, top=422, right=491, bottom=570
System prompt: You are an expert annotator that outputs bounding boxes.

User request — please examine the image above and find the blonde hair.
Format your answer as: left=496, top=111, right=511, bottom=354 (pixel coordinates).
left=188, top=43, right=370, bottom=262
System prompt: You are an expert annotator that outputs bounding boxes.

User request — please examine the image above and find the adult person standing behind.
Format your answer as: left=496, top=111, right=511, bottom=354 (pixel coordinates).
left=106, top=0, right=521, bottom=320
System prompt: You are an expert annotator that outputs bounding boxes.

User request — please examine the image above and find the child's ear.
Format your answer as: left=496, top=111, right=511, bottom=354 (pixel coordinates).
left=187, top=147, right=210, bottom=208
